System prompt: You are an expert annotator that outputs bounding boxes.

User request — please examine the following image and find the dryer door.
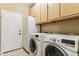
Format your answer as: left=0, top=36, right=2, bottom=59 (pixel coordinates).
left=30, top=38, right=38, bottom=55
left=45, top=45, right=68, bottom=56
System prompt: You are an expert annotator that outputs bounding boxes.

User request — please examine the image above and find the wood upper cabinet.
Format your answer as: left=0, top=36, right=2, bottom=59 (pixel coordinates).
left=31, top=5, right=36, bottom=17
left=48, top=3, right=59, bottom=21
left=35, top=4, right=41, bottom=23
left=40, top=3, right=47, bottom=23
left=60, top=3, right=79, bottom=17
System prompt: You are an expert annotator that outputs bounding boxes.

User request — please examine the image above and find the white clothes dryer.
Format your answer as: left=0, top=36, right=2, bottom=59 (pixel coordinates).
left=43, top=34, right=79, bottom=56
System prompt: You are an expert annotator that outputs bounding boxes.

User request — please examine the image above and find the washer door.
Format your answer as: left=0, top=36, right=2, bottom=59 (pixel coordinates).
left=45, top=45, right=67, bottom=56
left=30, top=38, right=38, bottom=55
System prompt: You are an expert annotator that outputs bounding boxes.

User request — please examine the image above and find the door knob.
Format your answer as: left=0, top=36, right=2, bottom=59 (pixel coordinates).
left=19, top=32, right=21, bottom=35
left=19, top=30, right=21, bottom=35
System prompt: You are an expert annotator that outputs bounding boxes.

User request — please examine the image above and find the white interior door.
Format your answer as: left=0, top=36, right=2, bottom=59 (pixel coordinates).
left=2, top=10, right=22, bottom=53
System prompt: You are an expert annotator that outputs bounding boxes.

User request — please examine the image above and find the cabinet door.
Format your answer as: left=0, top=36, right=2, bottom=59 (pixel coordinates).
left=48, top=3, right=59, bottom=21
left=31, top=5, right=36, bottom=17
left=60, top=3, right=79, bottom=17
left=40, top=3, right=47, bottom=23
left=35, top=4, right=41, bottom=23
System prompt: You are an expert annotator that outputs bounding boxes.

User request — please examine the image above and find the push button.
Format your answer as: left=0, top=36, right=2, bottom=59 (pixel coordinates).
left=53, top=38, right=56, bottom=42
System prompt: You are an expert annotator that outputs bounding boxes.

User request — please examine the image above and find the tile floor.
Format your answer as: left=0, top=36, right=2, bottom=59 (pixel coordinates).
left=0, top=49, right=29, bottom=56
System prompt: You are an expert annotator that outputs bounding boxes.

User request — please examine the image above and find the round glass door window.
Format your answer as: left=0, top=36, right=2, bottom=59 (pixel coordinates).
left=30, top=39, right=37, bottom=53
left=45, top=45, right=65, bottom=56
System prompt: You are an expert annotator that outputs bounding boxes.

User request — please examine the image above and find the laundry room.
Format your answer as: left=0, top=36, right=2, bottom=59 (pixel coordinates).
left=0, top=1, right=79, bottom=57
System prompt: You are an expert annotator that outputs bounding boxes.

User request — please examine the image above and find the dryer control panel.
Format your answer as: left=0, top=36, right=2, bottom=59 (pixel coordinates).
left=61, top=39, right=75, bottom=45
left=35, top=35, right=39, bottom=38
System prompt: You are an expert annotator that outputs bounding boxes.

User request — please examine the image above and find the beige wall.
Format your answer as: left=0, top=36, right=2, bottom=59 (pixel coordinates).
left=0, top=4, right=30, bottom=14
left=41, top=19, right=79, bottom=35
left=0, top=16, right=1, bottom=51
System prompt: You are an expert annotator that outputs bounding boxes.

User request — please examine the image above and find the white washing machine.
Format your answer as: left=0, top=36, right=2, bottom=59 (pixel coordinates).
left=29, top=33, right=44, bottom=56
left=43, top=34, right=79, bottom=56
